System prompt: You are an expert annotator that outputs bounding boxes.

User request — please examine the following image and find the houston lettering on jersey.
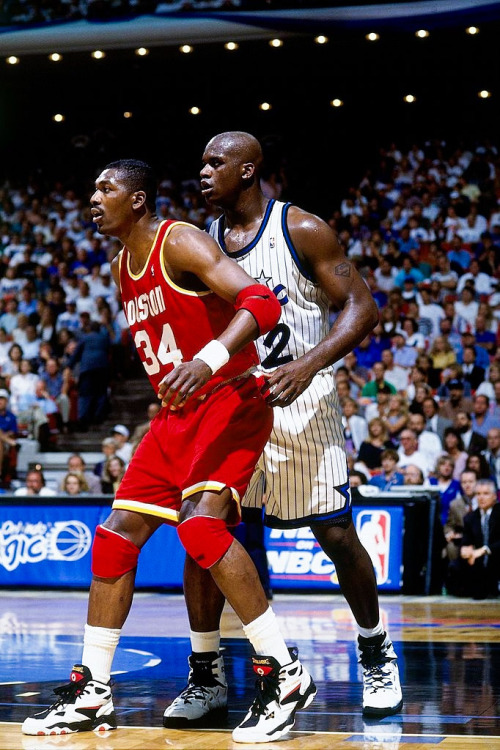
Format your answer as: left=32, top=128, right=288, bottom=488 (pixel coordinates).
left=119, top=220, right=258, bottom=396
left=124, top=285, right=166, bottom=326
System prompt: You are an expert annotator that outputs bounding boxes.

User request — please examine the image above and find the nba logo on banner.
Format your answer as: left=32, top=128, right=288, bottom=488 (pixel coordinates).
left=356, top=510, right=391, bottom=585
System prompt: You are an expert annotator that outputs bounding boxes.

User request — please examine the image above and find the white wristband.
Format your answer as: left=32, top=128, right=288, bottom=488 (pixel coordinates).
left=193, top=340, right=230, bottom=374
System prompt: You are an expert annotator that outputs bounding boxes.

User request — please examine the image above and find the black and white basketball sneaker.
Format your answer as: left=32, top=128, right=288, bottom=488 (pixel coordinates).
left=163, top=652, right=228, bottom=728
left=358, top=633, right=403, bottom=717
left=232, top=647, right=316, bottom=743
left=22, top=664, right=116, bottom=736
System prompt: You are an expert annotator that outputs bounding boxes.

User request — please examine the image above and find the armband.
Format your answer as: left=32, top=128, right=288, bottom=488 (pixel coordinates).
left=235, top=284, right=281, bottom=335
left=193, top=339, right=230, bottom=374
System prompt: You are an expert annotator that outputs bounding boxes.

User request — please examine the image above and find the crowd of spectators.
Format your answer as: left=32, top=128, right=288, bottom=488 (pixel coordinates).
left=1, top=135, right=500, bottom=597
left=329, top=137, right=500, bottom=598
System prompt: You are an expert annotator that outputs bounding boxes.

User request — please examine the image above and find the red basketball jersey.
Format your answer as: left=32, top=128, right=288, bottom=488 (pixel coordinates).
left=118, top=220, right=259, bottom=395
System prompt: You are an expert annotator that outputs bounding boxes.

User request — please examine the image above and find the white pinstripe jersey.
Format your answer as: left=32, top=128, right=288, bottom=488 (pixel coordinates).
left=209, top=199, right=332, bottom=373
left=209, top=199, right=350, bottom=527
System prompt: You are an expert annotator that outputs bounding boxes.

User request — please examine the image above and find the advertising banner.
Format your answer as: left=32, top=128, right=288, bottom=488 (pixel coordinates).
left=265, top=506, right=404, bottom=591
left=0, top=505, right=185, bottom=588
left=0, top=503, right=403, bottom=591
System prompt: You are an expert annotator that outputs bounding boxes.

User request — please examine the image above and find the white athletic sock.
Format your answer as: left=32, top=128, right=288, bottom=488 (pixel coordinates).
left=190, top=629, right=221, bottom=655
left=243, top=607, right=291, bottom=667
left=82, top=624, right=121, bottom=684
left=357, top=619, right=385, bottom=640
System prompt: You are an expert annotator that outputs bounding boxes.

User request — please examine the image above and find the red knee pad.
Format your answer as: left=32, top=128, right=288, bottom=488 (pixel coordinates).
left=177, top=516, right=233, bottom=569
left=91, top=525, right=140, bottom=578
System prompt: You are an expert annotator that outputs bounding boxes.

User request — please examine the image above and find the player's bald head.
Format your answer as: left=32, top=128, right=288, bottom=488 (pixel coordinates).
left=206, top=131, right=263, bottom=172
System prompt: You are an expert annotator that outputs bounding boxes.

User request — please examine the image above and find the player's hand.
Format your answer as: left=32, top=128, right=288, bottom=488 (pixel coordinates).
left=263, top=359, right=316, bottom=407
left=157, top=360, right=212, bottom=410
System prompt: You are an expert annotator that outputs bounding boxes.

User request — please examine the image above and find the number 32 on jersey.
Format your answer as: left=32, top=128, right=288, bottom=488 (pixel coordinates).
left=134, top=323, right=183, bottom=376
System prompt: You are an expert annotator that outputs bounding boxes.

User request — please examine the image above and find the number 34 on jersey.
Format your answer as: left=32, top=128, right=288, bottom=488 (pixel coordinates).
left=134, top=323, right=183, bottom=376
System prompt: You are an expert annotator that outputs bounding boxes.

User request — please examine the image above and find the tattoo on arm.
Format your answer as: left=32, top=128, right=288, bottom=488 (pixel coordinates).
left=334, top=261, right=351, bottom=277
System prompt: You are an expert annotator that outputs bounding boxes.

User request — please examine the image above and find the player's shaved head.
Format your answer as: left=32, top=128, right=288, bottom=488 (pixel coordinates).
left=207, top=131, right=263, bottom=174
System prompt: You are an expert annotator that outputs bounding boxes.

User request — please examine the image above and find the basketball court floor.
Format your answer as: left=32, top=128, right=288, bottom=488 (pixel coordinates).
left=1, top=591, right=500, bottom=749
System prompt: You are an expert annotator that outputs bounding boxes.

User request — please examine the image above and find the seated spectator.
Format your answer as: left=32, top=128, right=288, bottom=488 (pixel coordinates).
left=368, top=448, right=405, bottom=491
left=391, top=330, right=418, bottom=369
left=446, top=233, right=472, bottom=272
left=465, top=452, right=492, bottom=481
left=364, top=383, right=392, bottom=423
left=100, top=455, right=127, bottom=494
left=342, top=397, right=368, bottom=461
left=401, top=316, right=426, bottom=350
left=93, top=437, right=119, bottom=480
left=374, top=256, right=398, bottom=293
left=461, top=345, right=486, bottom=392
left=456, top=330, right=491, bottom=371
left=0, top=298, right=20, bottom=336
left=360, top=361, right=397, bottom=400
left=438, top=364, right=472, bottom=399
left=111, top=424, right=133, bottom=465
left=415, top=352, right=442, bottom=391
left=409, top=411, right=443, bottom=467
left=471, top=394, right=500, bottom=438
left=476, top=361, right=500, bottom=401
left=61, top=471, right=91, bottom=497
left=56, top=300, right=80, bottom=334
left=408, top=382, right=432, bottom=415
left=380, top=304, right=399, bottom=337
left=456, top=258, right=497, bottom=297
left=428, top=335, right=456, bottom=372
left=454, top=286, right=479, bottom=333
left=422, top=396, right=453, bottom=442
left=430, top=251, right=458, bottom=293
left=402, top=464, right=425, bottom=486
left=335, top=377, right=351, bottom=404
left=341, top=351, right=369, bottom=394
left=349, top=470, right=368, bottom=488
left=427, top=455, right=462, bottom=527
left=491, top=384, right=500, bottom=422
left=1, top=343, right=24, bottom=383
left=0, top=388, right=18, bottom=488
left=14, top=468, right=57, bottom=497
left=443, top=469, right=478, bottom=564
left=454, top=409, right=487, bottom=454
left=356, top=417, right=396, bottom=475
left=58, top=453, right=102, bottom=495
left=9, top=359, right=39, bottom=414
left=0, top=327, right=11, bottom=372
left=353, top=333, right=385, bottom=371
left=381, top=348, right=409, bottom=394
left=448, top=479, right=500, bottom=599
left=482, top=427, right=500, bottom=489
left=397, top=428, right=434, bottom=478
left=474, top=311, right=497, bottom=358
left=439, top=379, right=474, bottom=422
left=417, top=285, right=446, bottom=341
left=442, top=427, right=468, bottom=480
left=394, top=255, right=424, bottom=287
left=382, top=393, right=409, bottom=445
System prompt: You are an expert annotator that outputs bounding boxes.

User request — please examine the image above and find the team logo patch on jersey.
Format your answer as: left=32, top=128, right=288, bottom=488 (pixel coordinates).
left=255, top=269, right=272, bottom=287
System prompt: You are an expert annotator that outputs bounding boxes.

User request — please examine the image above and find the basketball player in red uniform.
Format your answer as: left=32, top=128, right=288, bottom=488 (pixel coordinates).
left=22, top=159, right=316, bottom=742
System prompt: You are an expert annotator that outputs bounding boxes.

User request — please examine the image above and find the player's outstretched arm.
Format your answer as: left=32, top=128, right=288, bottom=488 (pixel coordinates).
left=265, top=207, right=378, bottom=407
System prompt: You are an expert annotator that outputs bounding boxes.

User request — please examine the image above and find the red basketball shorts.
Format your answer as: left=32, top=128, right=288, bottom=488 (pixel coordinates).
left=113, top=376, right=273, bottom=526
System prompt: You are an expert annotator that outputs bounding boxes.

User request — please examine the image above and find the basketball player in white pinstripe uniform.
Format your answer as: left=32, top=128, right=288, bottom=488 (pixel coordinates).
left=163, top=132, right=403, bottom=733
